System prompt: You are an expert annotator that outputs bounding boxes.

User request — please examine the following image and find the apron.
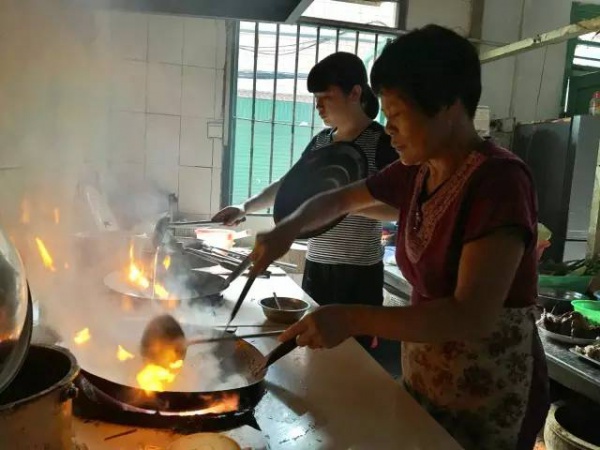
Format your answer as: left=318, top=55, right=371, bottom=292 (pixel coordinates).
left=402, top=306, right=544, bottom=450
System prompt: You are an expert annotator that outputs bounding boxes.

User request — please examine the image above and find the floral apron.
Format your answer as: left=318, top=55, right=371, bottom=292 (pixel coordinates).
left=402, top=306, right=546, bottom=450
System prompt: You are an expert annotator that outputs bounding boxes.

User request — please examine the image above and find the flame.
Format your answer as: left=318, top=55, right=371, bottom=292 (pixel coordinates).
left=153, top=283, right=170, bottom=299
left=117, top=345, right=134, bottom=361
left=53, top=208, right=60, bottom=225
left=127, top=242, right=150, bottom=290
left=136, top=364, right=178, bottom=392
left=129, top=263, right=150, bottom=290
left=163, top=255, right=171, bottom=270
left=35, top=237, right=56, bottom=272
left=74, top=328, right=91, bottom=345
left=169, top=359, right=183, bottom=370
left=20, top=199, right=30, bottom=224
left=174, top=393, right=240, bottom=416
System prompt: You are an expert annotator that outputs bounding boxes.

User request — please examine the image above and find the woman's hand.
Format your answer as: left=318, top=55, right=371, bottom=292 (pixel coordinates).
left=249, top=223, right=298, bottom=275
left=211, top=205, right=246, bottom=226
left=278, top=305, right=354, bottom=349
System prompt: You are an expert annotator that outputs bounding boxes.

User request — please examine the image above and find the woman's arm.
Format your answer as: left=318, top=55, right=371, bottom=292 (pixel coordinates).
left=250, top=180, right=379, bottom=273
left=280, top=227, right=526, bottom=347
left=352, top=203, right=399, bottom=221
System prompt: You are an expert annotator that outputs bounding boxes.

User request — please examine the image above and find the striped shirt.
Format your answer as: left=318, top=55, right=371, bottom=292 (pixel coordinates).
left=303, top=122, right=397, bottom=266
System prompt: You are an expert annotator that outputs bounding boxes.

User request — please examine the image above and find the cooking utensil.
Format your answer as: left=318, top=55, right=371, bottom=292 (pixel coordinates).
left=259, top=297, right=310, bottom=324
left=184, top=245, right=296, bottom=272
left=72, top=318, right=298, bottom=413
left=537, top=287, right=587, bottom=314
left=103, top=253, right=253, bottom=302
left=536, top=323, right=599, bottom=345
left=152, top=215, right=246, bottom=248
left=223, top=271, right=257, bottom=331
left=273, top=141, right=368, bottom=239
left=272, top=292, right=282, bottom=310
left=569, top=347, right=600, bottom=369
left=140, top=314, right=283, bottom=366
left=0, top=345, right=79, bottom=449
left=0, top=227, right=34, bottom=396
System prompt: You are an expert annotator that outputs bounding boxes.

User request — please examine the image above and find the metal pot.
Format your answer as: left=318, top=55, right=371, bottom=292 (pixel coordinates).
left=0, top=345, right=79, bottom=450
left=544, top=402, right=600, bottom=449
left=537, top=288, right=586, bottom=314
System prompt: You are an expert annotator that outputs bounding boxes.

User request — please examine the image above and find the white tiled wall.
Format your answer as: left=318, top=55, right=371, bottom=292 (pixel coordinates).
left=107, top=11, right=227, bottom=217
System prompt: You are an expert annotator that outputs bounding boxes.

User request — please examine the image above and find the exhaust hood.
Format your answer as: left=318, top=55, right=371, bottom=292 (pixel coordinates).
left=109, top=0, right=314, bottom=23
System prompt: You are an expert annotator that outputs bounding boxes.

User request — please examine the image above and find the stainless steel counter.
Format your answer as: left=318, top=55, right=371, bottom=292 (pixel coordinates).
left=71, top=272, right=462, bottom=449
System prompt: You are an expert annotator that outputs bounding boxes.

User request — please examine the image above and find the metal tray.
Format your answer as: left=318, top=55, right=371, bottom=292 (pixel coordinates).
left=536, top=324, right=600, bottom=345
left=568, top=347, right=600, bottom=369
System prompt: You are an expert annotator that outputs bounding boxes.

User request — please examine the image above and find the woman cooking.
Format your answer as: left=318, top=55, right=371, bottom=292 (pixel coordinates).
left=213, top=53, right=396, bottom=337
left=250, top=25, right=549, bottom=450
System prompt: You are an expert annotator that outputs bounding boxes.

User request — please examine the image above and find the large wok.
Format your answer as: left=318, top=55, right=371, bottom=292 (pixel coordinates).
left=69, top=318, right=295, bottom=413
left=103, top=250, right=251, bottom=301
left=273, top=141, right=368, bottom=239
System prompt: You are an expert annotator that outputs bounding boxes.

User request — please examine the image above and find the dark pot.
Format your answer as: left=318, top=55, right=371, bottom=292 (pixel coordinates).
left=0, top=345, right=79, bottom=450
left=537, top=288, right=586, bottom=314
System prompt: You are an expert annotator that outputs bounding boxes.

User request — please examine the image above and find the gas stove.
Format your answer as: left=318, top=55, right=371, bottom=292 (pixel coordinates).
left=73, top=373, right=269, bottom=449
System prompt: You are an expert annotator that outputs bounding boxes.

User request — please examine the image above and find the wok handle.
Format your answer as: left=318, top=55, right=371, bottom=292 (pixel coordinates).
left=264, top=339, right=298, bottom=369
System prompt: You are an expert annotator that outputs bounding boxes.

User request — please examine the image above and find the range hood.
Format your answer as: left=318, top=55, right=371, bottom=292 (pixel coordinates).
left=110, top=0, right=314, bottom=23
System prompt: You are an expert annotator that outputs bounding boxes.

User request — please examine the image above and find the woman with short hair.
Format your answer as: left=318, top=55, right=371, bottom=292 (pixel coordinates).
left=250, top=25, right=549, bottom=450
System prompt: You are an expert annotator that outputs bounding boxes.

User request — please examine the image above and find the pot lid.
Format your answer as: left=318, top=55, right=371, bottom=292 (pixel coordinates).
left=0, top=227, right=33, bottom=395
left=273, top=142, right=368, bottom=239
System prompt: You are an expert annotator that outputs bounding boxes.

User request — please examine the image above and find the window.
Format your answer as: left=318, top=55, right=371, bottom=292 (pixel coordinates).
left=562, top=2, right=600, bottom=112
left=228, top=21, right=396, bottom=210
left=302, top=0, right=399, bottom=28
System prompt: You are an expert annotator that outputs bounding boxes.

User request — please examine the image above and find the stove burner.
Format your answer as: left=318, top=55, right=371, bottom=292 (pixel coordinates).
left=74, top=374, right=260, bottom=434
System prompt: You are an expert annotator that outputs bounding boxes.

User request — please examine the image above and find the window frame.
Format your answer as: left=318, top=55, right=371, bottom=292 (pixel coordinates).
left=223, top=19, right=401, bottom=214
left=561, top=2, right=600, bottom=114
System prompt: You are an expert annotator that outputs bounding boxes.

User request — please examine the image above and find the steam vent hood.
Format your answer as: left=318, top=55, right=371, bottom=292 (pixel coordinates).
left=109, top=0, right=313, bottom=22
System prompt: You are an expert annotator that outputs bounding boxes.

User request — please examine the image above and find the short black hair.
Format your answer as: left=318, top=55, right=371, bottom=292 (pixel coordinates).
left=307, top=52, right=379, bottom=119
left=371, top=25, right=481, bottom=118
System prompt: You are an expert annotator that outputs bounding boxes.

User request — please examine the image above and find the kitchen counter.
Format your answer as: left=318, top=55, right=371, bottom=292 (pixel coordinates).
left=382, top=265, right=600, bottom=405
left=541, top=335, right=600, bottom=404
left=71, top=272, right=462, bottom=449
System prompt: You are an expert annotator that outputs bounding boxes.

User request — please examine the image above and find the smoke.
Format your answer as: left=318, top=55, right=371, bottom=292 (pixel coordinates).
left=0, top=0, right=243, bottom=397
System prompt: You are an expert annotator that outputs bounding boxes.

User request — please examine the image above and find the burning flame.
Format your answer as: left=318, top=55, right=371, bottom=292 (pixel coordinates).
left=129, top=263, right=150, bottom=290
left=173, top=394, right=240, bottom=416
left=117, top=345, right=134, bottom=361
left=136, top=364, right=178, bottom=392
left=74, top=328, right=91, bottom=345
left=163, top=255, right=171, bottom=270
left=127, top=242, right=150, bottom=290
left=35, top=237, right=56, bottom=272
left=20, top=199, right=30, bottom=224
left=169, top=359, right=183, bottom=370
left=153, top=283, right=170, bottom=299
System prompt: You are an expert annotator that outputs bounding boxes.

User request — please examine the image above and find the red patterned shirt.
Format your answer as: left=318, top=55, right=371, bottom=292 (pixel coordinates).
left=366, top=140, right=538, bottom=308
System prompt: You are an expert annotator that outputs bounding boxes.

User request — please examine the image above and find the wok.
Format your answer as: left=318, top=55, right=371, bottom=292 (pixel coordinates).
left=69, top=318, right=296, bottom=413
left=103, top=252, right=251, bottom=301
left=273, top=141, right=368, bottom=239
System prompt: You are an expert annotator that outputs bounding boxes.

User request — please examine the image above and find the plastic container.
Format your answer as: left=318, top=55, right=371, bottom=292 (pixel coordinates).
left=538, top=275, right=593, bottom=293
left=195, top=228, right=236, bottom=249
left=572, top=300, right=600, bottom=325
left=590, top=91, right=600, bottom=116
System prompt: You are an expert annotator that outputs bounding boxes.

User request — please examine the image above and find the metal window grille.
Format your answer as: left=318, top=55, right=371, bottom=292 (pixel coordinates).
left=226, top=21, right=396, bottom=211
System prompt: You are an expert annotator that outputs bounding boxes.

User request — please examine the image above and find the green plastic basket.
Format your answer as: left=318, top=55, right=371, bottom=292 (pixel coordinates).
left=538, top=275, right=593, bottom=293
left=572, top=300, right=600, bottom=325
